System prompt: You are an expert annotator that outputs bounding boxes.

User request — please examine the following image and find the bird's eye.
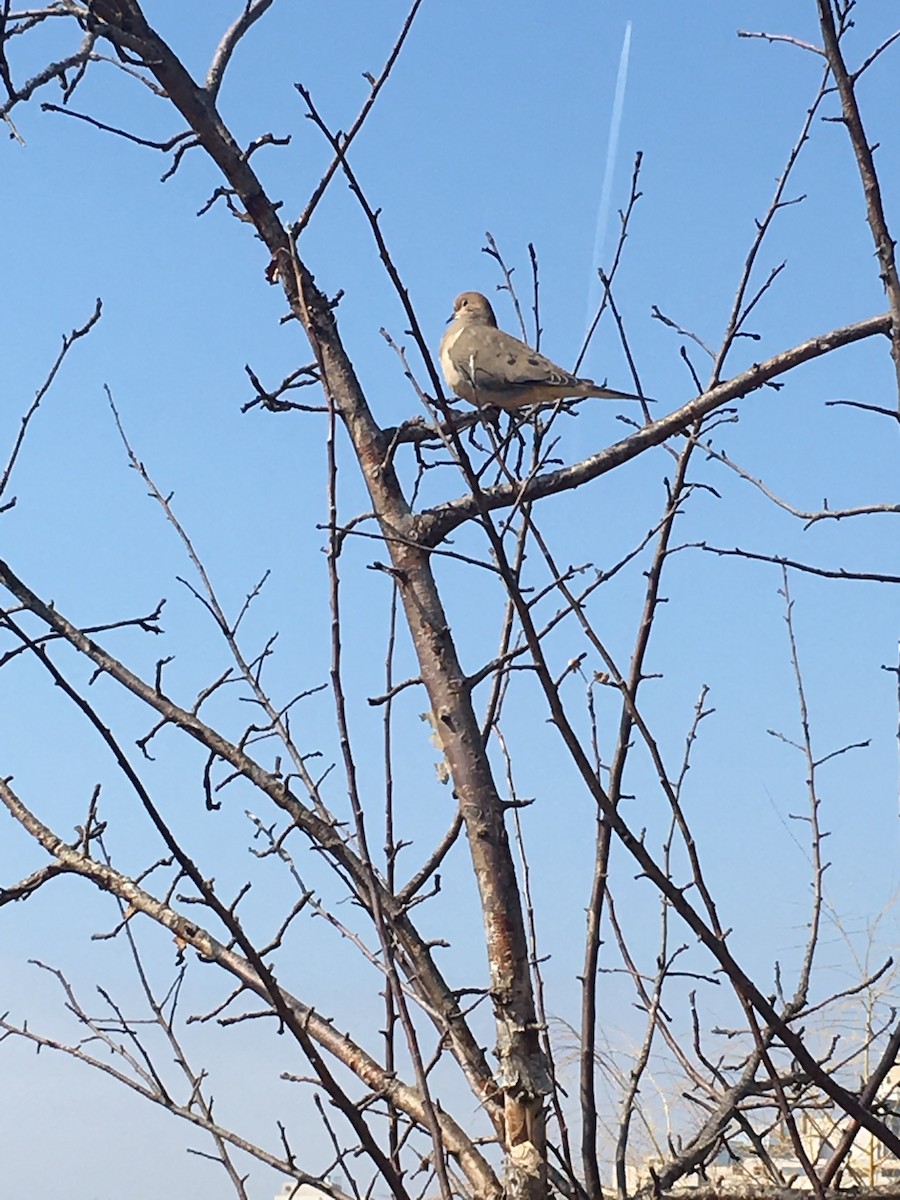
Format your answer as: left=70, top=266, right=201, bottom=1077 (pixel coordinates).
left=461, top=298, right=468, bottom=307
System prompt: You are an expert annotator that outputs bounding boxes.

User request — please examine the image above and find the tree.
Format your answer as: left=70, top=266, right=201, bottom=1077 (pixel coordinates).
left=2, top=4, right=900, bottom=1199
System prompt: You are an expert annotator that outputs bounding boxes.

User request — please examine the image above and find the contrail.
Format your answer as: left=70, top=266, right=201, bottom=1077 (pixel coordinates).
left=586, top=21, right=632, bottom=332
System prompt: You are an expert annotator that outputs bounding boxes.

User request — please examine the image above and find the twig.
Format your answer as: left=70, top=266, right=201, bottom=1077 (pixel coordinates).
left=206, top=0, right=275, bottom=100
left=815, top=1, right=900, bottom=400
left=0, top=299, right=102, bottom=503
left=292, top=0, right=425, bottom=237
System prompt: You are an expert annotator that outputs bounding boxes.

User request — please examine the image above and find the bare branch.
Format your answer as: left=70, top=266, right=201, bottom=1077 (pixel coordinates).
left=206, top=0, right=275, bottom=100
left=0, top=299, right=102, bottom=504
left=419, top=311, right=892, bottom=546
left=816, top=0, right=900, bottom=399
left=291, top=0, right=425, bottom=238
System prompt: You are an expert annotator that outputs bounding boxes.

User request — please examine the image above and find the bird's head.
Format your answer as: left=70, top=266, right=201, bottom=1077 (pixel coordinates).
left=449, top=291, right=498, bottom=328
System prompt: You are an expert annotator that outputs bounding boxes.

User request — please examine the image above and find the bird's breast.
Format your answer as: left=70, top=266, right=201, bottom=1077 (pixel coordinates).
left=439, top=322, right=468, bottom=391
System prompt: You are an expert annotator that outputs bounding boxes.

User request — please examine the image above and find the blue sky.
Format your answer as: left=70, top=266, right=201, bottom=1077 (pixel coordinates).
left=2, top=4, right=900, bottom=1198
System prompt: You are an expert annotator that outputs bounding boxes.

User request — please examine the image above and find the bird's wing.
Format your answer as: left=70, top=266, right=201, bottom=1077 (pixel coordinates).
left=453, top=327, right=582, bottom=395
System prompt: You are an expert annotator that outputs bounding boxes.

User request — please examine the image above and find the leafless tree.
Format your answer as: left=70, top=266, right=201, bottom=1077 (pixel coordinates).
left=2, top=4, right=900, bottom=1199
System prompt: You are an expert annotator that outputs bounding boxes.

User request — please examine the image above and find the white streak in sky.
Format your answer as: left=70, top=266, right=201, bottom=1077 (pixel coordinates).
left=586, top=22, right=632, bottom=333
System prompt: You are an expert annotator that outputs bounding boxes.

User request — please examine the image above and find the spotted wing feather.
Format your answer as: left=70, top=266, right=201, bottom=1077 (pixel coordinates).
left=453, top=328, right=592, bottom=396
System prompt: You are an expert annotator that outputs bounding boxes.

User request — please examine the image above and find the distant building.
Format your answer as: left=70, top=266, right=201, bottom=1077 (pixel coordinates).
left=623, top=1068, right=900, bottom=1192
left=274, top=1183, right=333, bottom=1200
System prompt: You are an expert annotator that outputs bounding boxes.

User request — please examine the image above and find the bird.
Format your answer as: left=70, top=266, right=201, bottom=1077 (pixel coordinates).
left=439, top=291, right=645, bottom=412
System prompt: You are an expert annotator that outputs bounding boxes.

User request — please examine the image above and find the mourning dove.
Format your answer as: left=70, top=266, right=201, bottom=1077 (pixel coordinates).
left=439, top=291, right=644, bottom=412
